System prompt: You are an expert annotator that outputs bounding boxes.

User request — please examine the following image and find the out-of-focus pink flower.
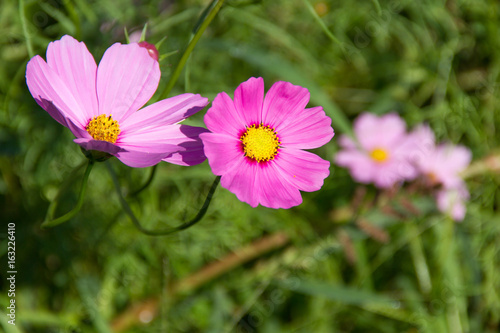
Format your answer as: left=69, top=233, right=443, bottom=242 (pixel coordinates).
left=436, top=183, right=469, bottom=221
left=409, top=125, right=472, bottom=189
left=335, top=113, right=417, bottom=188
left=200, top=77, right=334, bottom=209
left=26, top=35, right=208, bottom=167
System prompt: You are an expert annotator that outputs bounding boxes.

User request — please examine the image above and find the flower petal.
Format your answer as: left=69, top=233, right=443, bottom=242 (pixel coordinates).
left=355, top=113, right=406, bottom=150
left=199, top=132, right=243, bottom=175
left=161, top=125, right=210, bottom=166
left=120, top=93, right=208, bottom=133
left=96, top=42, right=160, bottom=122
left=278, top=106, right=334, bottom=149
left=335, top=149, right=375, bottom=184
left=219, top=160, right=260, bottom=207
left=436, top=183, right=469, bottom=221
left=262, top=81, right=310, bottom=129
left=233, top=77, right=264, bottom=126
left=26, top=56, right=89, bottom=129
left=116, top=149, right=179, bottom=168
left=46, top=35, right=98, bottom=120
left=204, top=92, right=246, bottom=137
left=74, top=138, right=123, bottom=155
left=272, top=148, right=330, bottom=192
left=257, top=162, right=303, bottom=209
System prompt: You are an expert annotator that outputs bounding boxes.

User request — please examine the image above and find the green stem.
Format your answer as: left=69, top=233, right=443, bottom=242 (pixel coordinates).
left=301, top=0, right=342, bottom=47
left=158, top=0, right=225, bottom=99
left=19, top=0, right=34, bottom=58
left=129, top=164, right=158, bottom=197
left=42, top=160, right=94, bottom=228
left=106, top=162, right=220, bottom=236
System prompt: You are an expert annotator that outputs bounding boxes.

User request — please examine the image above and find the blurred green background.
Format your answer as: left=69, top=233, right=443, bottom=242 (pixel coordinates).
left=1, top=0, right=500, bottom=332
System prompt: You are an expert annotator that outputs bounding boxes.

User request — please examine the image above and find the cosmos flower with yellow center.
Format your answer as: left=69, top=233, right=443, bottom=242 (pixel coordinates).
left=200, top=77, right=334, bottom=209
left=26, top=35, right=209, bottom=167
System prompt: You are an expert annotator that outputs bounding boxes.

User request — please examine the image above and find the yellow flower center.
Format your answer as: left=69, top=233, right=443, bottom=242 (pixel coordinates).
left=86, top=114, right=121, bottom=143
left=370, top=148, right=389, bottom=163
left=240, top=124, right=281, bottom=162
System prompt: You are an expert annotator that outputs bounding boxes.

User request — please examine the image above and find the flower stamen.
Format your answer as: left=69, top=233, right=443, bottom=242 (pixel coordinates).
left=240, top=123, right=280, bottom=162
left=86, top=114, right=121, bottom=143
left=370, top=148, right=389, bottom=163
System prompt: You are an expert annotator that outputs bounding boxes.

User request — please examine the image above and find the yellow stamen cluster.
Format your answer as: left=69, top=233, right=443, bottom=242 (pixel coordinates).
left=370, top=148, right=389, bottom=163
left=86, top=114, right=121, bottom=143
left=240, top=123, right=281, bottom=162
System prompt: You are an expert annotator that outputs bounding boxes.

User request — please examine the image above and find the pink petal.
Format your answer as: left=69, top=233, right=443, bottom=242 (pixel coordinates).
left=199, top=132, right=243, bottom=175
left=96, top=42, right=160, bottom=122
left=115, top=149, right=179, bottom=168
left=74, top=138, right=123, bottom=155
left=371, top=161, right=404, bottom=188
left=219, top=160, right=260, bottom=207
left=436, top=183, right=469, bottom=221
left=120, top=93, right=208, bottom=133
left=335, top=150, right=375, bottom=184
left=434, top=144, right=471, bottom=188
left=46, top=35, right=98, bottom=121
left=117, top=125, right=188, bottom=153
left=403, top=124, right=436, bottom=166
left=261, top=81, right=310, bottom=129
left=26, top=56, right=89, bottom=130
left=355, top=113, right=406, bottom=150
left=233, top=77, right=264, bottom=126
left=272, top=148, right=330, bottom=192
left=204, top=92, right=246, bottom=137
left=278, top=106, right=334, bottom=149
left=161, top=125, right=210, bottom=166
left=256, top=162, right=303, bottom=209
left=338, top=135, right=357, bottom=150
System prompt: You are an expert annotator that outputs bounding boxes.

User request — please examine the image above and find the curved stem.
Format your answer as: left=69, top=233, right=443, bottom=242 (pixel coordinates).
left=158, top=0, right=225, bottom=99
left=106, top=162, right=220, bottom=236
left=129, top=164, right=158, bottom=197
left=42, top=160, right=94, bottom=229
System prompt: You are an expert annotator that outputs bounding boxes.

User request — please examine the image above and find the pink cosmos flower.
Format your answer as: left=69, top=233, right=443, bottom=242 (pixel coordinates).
left=436, top=183, right=469, bottom=221
left=335, top=113, right=417, bottom=188
left=199, top=77, right=334, bottom=209
left=26, top=35, right=209, bottom=167
left=409, top=124, right=472, bottom=189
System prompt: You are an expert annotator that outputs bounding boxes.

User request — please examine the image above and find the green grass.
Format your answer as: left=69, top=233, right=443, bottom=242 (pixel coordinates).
left=1, top=0, right=500, bottom=332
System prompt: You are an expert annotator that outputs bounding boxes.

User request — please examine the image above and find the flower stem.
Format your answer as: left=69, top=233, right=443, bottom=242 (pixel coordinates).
left=42, top=160, right=94, bottom=228
left=129, top=164, right=158, bottom=197
left=106, top=162, right=220, bottom=236
left=158, top=0, right=225, bottom=99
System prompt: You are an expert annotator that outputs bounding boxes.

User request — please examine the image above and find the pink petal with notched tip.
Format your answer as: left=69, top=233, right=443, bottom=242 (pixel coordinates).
left=278, top=106, right=334, bottom=149
left=233, top=77, right=264, bottom=126
left=46, top=35, right=99, bottom=121
left=272, top=148, right=330, bottom=192
left=256, top=162, right=302, bottom=209
left=26, top=56, right=89, bottom=130
left=96, top=42, right=160, bottom=123
left=204, top=92, right=246, bottom=137
left=120, top=94, right=208, bottom=133
left=261, top=81, right=310, bottom=129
